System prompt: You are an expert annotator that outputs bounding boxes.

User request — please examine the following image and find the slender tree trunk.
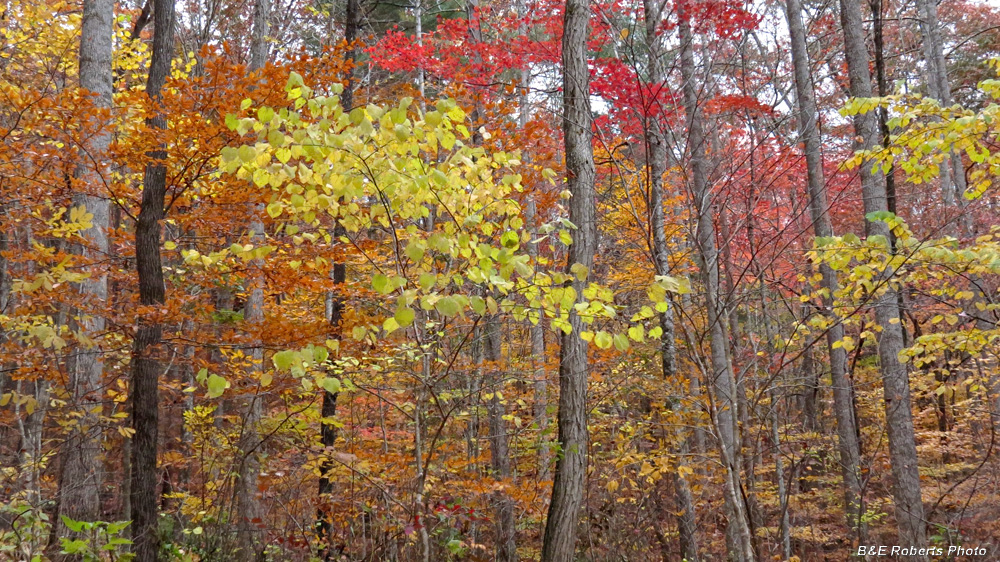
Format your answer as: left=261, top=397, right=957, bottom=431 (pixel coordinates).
left=784, top=0, right=866, bottom=537
left=248, top=0, right=269, bottom=70
left=799, top=346, right=818, bottom=432
left=678, top=10, right=755, bottom=562
left=316, top=225, right=345, bottom=559
left=234, top=252, right=264, bottom=560
left=540, top=0, right=595, bottom=557
left=18, top=380, right=49, bottom=507
left=771, top=389, right=791, bottom=561
left=526, top=197, right=550, bottom=483
left=316, top=1, right=357, bottom=556
left=484, top=316, right=517, bottom=562
left=517, top=3, right=549, bottom=483
left=839, top=0, right=927, bottom=553
left=414, top=0, right=424, bottom=100
left=130, top=0, right=175, bottom=557
left=914, top=0, right=966, bottom=208
left=232, top=2, right=270, bottom=556
left=643, top=1, right=699, bottom=559
left=56, top=0, right=112, bottom=535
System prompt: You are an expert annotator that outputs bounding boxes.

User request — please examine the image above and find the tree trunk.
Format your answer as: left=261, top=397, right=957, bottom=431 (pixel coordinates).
left=678, top=9, right=755, bottom=562
left=316, top=0, right=356, bottom=556
left=914, top=0, right=966, bottom=208
left=517, top=1, right=549, bottom=483
left=540, top=0, right=595, bottom=557
left=839, top=0, right=927, bottom=553
left=248, top=0, right=270, bottom=70
left=130, top=0, right=175, bottom=557
left=485, top=316, right=517, bottom=562
left=771, top=389, right=791, bottom=561
left=232, top=3, right=270, bottom=556
left=643, top=1, right=700, bottom=559
left=57, top=0, right=112, bottom=535
left=526, top=197, right=550, bottom=483
left=784, top=0, right=866, bottom=537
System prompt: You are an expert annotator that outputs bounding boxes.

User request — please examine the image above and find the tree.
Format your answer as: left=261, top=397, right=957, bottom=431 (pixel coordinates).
left=642, top=0, right=699, bottom=558
left=678, top=4, right=755, bottom=560
left=232, top=0, right=271, bottom=556
left=784, top=0, right=865, bottom=537
left=838, top=0, right=928, bottom=553
left=539, top=0, right=597, bottom=558
left=56, top=0, right=113, bottom=537
left=130, top=0, right=176, bottom=556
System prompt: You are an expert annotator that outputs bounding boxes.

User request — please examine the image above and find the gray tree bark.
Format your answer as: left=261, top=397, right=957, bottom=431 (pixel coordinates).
left=516, top=0, right=550, bottom=483
left=839, top=0, right=928, bottom=553
left=914, top=0, right=966, bottom=208
left=678, top=9, right=755, bottom=562
left=233, top=1, right=270, bottom=555
left=526, top=197, right=550, bottom=483
left=784, top=0, right=866, bottom=537
left=57, top=0, right=113, bottom=535
left=248, top=0, right=270, bottom=70
left=643, top=1, right=699, bottom=559
left=484, top=316, right=517, bottom=562
left=539, top=0, right=595, bottom=557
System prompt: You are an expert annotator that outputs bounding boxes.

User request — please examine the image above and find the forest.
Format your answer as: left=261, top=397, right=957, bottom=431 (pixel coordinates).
left=1, top=0, right=1000, bottom=559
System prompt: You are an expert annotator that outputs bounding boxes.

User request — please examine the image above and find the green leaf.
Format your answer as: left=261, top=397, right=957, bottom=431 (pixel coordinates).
left=372, top=274, right=391, bottom=294
left=395, top=306, right=415, bottom=327
left=628, top=325, right=645, bottom=342
left=594, top=331, right=613, bottom=349
left=313, top=346, right=329, bottom=363
left=220, top=146, right=239, bottom=163
left=501, top=230, right=520, bottom=249
left=258, top=106, right=275, bottom=123
left=435, top=296, right=460, bottom=317
left=60, top=515, right=85, bottom=533
left=613, top=333, right=629, bottom=352
left=470, top=296, right=486, bottom=315
left=272, top=350, right=296, bottom=370
left=320, top=376, right=341, bottom=394
left=238, top=145, right=256, bottom=163
left=60, top=539, right=87, bottom=554
left=405, top=240, right=425, bottom=262
left=206, top=374, right=228, bottom=398
left=352, top=326, right=367, bottom=341
left=267, top=128, right=285, bottom=148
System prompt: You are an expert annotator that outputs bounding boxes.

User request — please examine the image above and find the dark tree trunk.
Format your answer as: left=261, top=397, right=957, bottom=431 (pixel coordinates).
left=129, top=0, right=175, bottom=557
left=540, top=0, right=596, bottom=557
left=317, top=1, right=358, bottom=555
